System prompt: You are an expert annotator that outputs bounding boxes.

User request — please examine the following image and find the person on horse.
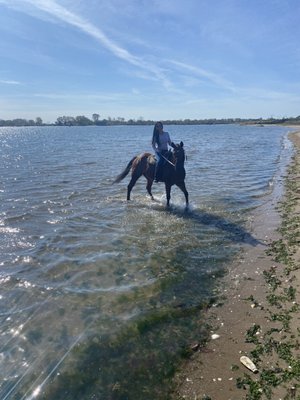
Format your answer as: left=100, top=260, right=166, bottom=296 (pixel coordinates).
left=151, top=121, right=173, bottom=182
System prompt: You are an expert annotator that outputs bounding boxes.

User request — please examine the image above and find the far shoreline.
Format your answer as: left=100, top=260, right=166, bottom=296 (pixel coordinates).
left=172, top=126, right=300, bottom=400
left=1, top=116, right=300, bottom=128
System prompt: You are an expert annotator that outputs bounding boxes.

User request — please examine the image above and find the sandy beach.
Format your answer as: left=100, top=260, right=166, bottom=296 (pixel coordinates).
left=172, top=128, right=300, bottom=400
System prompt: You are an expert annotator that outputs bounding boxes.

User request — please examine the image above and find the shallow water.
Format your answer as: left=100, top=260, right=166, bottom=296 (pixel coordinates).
left=0, top=124, right=292, bottom=399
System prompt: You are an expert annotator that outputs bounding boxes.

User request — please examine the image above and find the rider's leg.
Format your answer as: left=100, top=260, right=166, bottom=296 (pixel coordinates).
left=154, top=152, right=162, bottom=182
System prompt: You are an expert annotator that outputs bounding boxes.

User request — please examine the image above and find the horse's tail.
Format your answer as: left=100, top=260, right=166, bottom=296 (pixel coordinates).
left=113, top=157, right=136, bottom=183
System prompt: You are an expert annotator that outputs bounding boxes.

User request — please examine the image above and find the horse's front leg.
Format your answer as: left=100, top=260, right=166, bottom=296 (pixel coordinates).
left=176, top=182, right=189, bottom=207
left=165, top=184, right=171, bottom=207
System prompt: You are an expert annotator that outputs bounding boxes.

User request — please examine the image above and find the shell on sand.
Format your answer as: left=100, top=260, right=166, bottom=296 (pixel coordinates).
left=240, top=356, right=258, bottom=373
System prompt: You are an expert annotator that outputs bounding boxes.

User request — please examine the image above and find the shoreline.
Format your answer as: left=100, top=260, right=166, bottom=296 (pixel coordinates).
left=172, top=128, right=300, bottom=400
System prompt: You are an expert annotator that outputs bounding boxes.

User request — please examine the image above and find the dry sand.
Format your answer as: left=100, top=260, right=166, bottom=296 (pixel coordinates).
left=172, top=129, right=300, bottom=400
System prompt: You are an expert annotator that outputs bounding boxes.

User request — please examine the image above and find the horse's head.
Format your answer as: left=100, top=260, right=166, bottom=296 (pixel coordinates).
left=171, top=141, right=185, bottom=164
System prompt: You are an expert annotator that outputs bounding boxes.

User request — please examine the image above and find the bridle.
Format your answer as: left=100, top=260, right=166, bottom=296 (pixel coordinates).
left=160, top=148, right=185, bottom=167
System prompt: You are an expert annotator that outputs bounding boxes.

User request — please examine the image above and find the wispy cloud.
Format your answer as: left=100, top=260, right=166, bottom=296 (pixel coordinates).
left=0, top=0, right=172, bottom=89
left=0, top=79, right=21, bottom=85
left=167, top=59, right=236, bottom=92
left=32, top=91, right=131, bottom=101
left=238, top=86, right=300, bottom=102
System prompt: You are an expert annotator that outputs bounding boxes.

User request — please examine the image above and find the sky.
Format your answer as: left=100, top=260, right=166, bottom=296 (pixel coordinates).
left=0, top=0, right=300, bottom=123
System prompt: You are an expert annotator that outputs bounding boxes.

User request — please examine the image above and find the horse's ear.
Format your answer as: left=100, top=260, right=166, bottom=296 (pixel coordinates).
left=180, top=141, right=184, bottom=147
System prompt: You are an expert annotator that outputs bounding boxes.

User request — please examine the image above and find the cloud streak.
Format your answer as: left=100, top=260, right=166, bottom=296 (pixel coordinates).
left=1, top=0, right=172, bottom=89
left=0, top=79, right=21, bottom=85
left=168, top=59, right=236, bottom=92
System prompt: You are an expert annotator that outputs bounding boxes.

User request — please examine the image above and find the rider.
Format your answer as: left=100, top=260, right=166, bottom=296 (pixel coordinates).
left=151, top=121, right=173, bottom=182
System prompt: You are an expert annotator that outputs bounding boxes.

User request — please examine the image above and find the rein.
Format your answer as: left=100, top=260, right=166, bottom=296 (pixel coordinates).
left=160, top=153, right=175, bottom=167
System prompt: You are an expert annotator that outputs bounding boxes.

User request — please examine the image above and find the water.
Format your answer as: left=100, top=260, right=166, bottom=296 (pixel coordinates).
left=0, top=124, right=292, bottom=399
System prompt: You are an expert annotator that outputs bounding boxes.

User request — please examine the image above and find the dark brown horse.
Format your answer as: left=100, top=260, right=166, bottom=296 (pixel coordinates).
left=113, top=142, right=189, bottom=207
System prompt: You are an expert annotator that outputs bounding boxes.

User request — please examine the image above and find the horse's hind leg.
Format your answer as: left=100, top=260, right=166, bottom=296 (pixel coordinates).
left=146, top=178, right=154, bottom=200
left=143, top=163, right=155, bottom=200
left=127, top=175, right=139, bottom=200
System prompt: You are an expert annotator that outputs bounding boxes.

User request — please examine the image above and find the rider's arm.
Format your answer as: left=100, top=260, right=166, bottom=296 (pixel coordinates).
left=152, top=141, right=158, bottom=152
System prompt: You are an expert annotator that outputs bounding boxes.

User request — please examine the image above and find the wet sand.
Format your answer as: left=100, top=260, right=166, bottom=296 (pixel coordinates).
left=173, top=128, right=300, bottom=400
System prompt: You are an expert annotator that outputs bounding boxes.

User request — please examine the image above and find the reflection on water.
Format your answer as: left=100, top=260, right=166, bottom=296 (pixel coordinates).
left=0, top=124, right=292, bottom=399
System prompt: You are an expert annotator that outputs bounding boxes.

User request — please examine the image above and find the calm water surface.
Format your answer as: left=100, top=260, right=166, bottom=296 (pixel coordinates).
left=0, top=124, right=292, bottom=399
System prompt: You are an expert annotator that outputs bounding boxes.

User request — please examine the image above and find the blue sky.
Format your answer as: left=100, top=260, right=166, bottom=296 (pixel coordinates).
left=0, top=0, right=299, bottom=123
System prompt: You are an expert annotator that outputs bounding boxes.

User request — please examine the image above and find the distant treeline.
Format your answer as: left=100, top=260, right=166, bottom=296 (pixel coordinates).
left=1, top=114, right=300, bottom=127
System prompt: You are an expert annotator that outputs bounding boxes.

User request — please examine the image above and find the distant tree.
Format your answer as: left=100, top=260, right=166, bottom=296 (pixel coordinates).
left=56, top=116, right=64, bottom=125
left=92, top=113, right=100, bottom=123
left=12, top=118, right=29, bottom=126
left=56, top=116, right=76, bottom=126
left=75, top=115, right=93, bottom=125
left=36, top=117, right=43, bottom=125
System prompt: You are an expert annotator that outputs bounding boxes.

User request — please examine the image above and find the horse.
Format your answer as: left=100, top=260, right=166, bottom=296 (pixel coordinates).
left=113, top=141, right=189, bottom=207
